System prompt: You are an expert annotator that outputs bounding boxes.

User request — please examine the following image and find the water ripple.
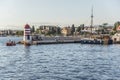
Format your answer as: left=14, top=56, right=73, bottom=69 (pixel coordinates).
left=0, top=37, right=120, bottom=79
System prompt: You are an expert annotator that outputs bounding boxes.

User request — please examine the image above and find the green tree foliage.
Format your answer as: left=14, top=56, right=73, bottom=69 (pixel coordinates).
left=36, top=29, right=40, bottom=34
left=113, top=21, right=120, bottom=31
left=46, top=27, right=58, bottom=36
left=31, top=26, right=35, bottom=33
left=103, top=23, right=108, bottom=26
left=36, top=26, right=62, bottom=36
left=51, top=27, right=56, bottom=34
left=71, top=24, right=75, bottom=35
left=81, top=24, right=84, bottom=30
left=100, top=23, right=109, bottom=34
left=76, top=24, right=84, bottom=32
left=56, top=27, right=61, bottom=35
left=76, top=26, right=81, bottom=32
left=16, top=31, right=24, bottom=36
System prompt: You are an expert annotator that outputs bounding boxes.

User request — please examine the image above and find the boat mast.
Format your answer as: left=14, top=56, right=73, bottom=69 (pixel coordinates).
left=91, top=6, right=93, bottom=35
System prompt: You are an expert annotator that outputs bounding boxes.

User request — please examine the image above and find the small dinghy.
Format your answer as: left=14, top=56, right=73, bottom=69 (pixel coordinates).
left=6, top=40, right=16, bottom=46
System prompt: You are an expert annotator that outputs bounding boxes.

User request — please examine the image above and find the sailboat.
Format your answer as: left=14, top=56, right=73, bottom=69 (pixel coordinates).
left=80, top=7, right=113, bottom=44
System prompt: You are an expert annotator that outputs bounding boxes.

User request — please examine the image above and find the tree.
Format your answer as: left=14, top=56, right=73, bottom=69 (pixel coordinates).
left=71, top=24, right=75, bottom=35
left=97, top=23, right=109, bottom=34
left=80, top=24, right=84, bottom=30
left=76, top=26, right=81, bottom=32
left=56, top=27, right=61, bottom=35
left=113, top=21, right=120, bottom=31
left=102, top=23, right=109, bottom=34
left=31, top=26, right=35, bottom=33
left=51, top=27, right=56, bottom=35
left=16, top=30, right=24, bottom=36
left=36, top=29, right=40, bottom=34
left=103, top=23, right=108, bottom=26
left=76, top=24, right=84, bottom=32
left=98, top=25, right=104, bottom=34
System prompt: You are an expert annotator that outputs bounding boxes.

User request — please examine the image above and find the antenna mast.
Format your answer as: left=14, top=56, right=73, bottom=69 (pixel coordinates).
left=91, top=6, right=93, bottom=34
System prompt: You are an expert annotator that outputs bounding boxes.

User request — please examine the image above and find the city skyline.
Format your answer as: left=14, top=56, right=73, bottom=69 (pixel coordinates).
left=0, top=0, right=120, bottom=29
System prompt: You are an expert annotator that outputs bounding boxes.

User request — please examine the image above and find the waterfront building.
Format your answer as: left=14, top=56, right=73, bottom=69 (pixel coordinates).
left=112, top=25, right=120, bottom=43
left=0, top=30, right=6, bottom=36
left=81, top=26, right=97, bottom=34
left=39, top=25, right=58, bottom=31
left=37, top=25, right=59, bottom=35
left=0, top=30, right=19, bottom=36
left=112, top=33, right=120, bottom=43
left=61, top=27, right=71, bottom=36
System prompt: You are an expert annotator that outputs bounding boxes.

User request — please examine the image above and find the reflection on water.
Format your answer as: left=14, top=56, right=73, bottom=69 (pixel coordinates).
left=0, top=37, right=120, bottom=80
left=24, top=46, right=31, bottom=54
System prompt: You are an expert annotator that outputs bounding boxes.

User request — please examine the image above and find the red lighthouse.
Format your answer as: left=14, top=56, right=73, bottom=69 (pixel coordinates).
left=23, top=24, right=32, bottom=45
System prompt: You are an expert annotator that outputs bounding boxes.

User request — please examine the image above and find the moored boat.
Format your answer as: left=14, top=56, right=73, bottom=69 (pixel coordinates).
left=6, top=41, right=16, bottom=46
left=80, top=38, right=103, bottom=44
left=80, top=34, right=113, bottom=45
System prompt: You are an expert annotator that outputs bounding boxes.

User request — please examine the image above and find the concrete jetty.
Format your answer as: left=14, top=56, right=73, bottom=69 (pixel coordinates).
left=18, top=36, right=81, bottom=45
left=33, top=36, right=81, bottom=44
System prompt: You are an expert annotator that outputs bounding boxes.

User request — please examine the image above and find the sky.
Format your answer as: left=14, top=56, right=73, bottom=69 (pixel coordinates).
left=0, top=0, right=120, bottom=29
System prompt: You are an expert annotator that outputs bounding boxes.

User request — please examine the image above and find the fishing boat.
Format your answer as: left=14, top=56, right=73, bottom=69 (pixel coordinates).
left=80, top=38, right=103, bottom=44
left=80, top=35, right=113, bottom=44
left=6, top=40, right=16, bottom=46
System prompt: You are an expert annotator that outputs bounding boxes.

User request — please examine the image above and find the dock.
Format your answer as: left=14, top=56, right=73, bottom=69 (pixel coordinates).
left=18, top=35, right=113, bottom=45
left=32, top=40, right=81, bottom=45
left=19, top=36, right=81, bottom=45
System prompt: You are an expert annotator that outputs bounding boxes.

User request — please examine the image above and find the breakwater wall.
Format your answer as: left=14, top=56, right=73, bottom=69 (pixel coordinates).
left=32, top=36, right=81, bottom=45
left=19, top=36, right=81, bottom=45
